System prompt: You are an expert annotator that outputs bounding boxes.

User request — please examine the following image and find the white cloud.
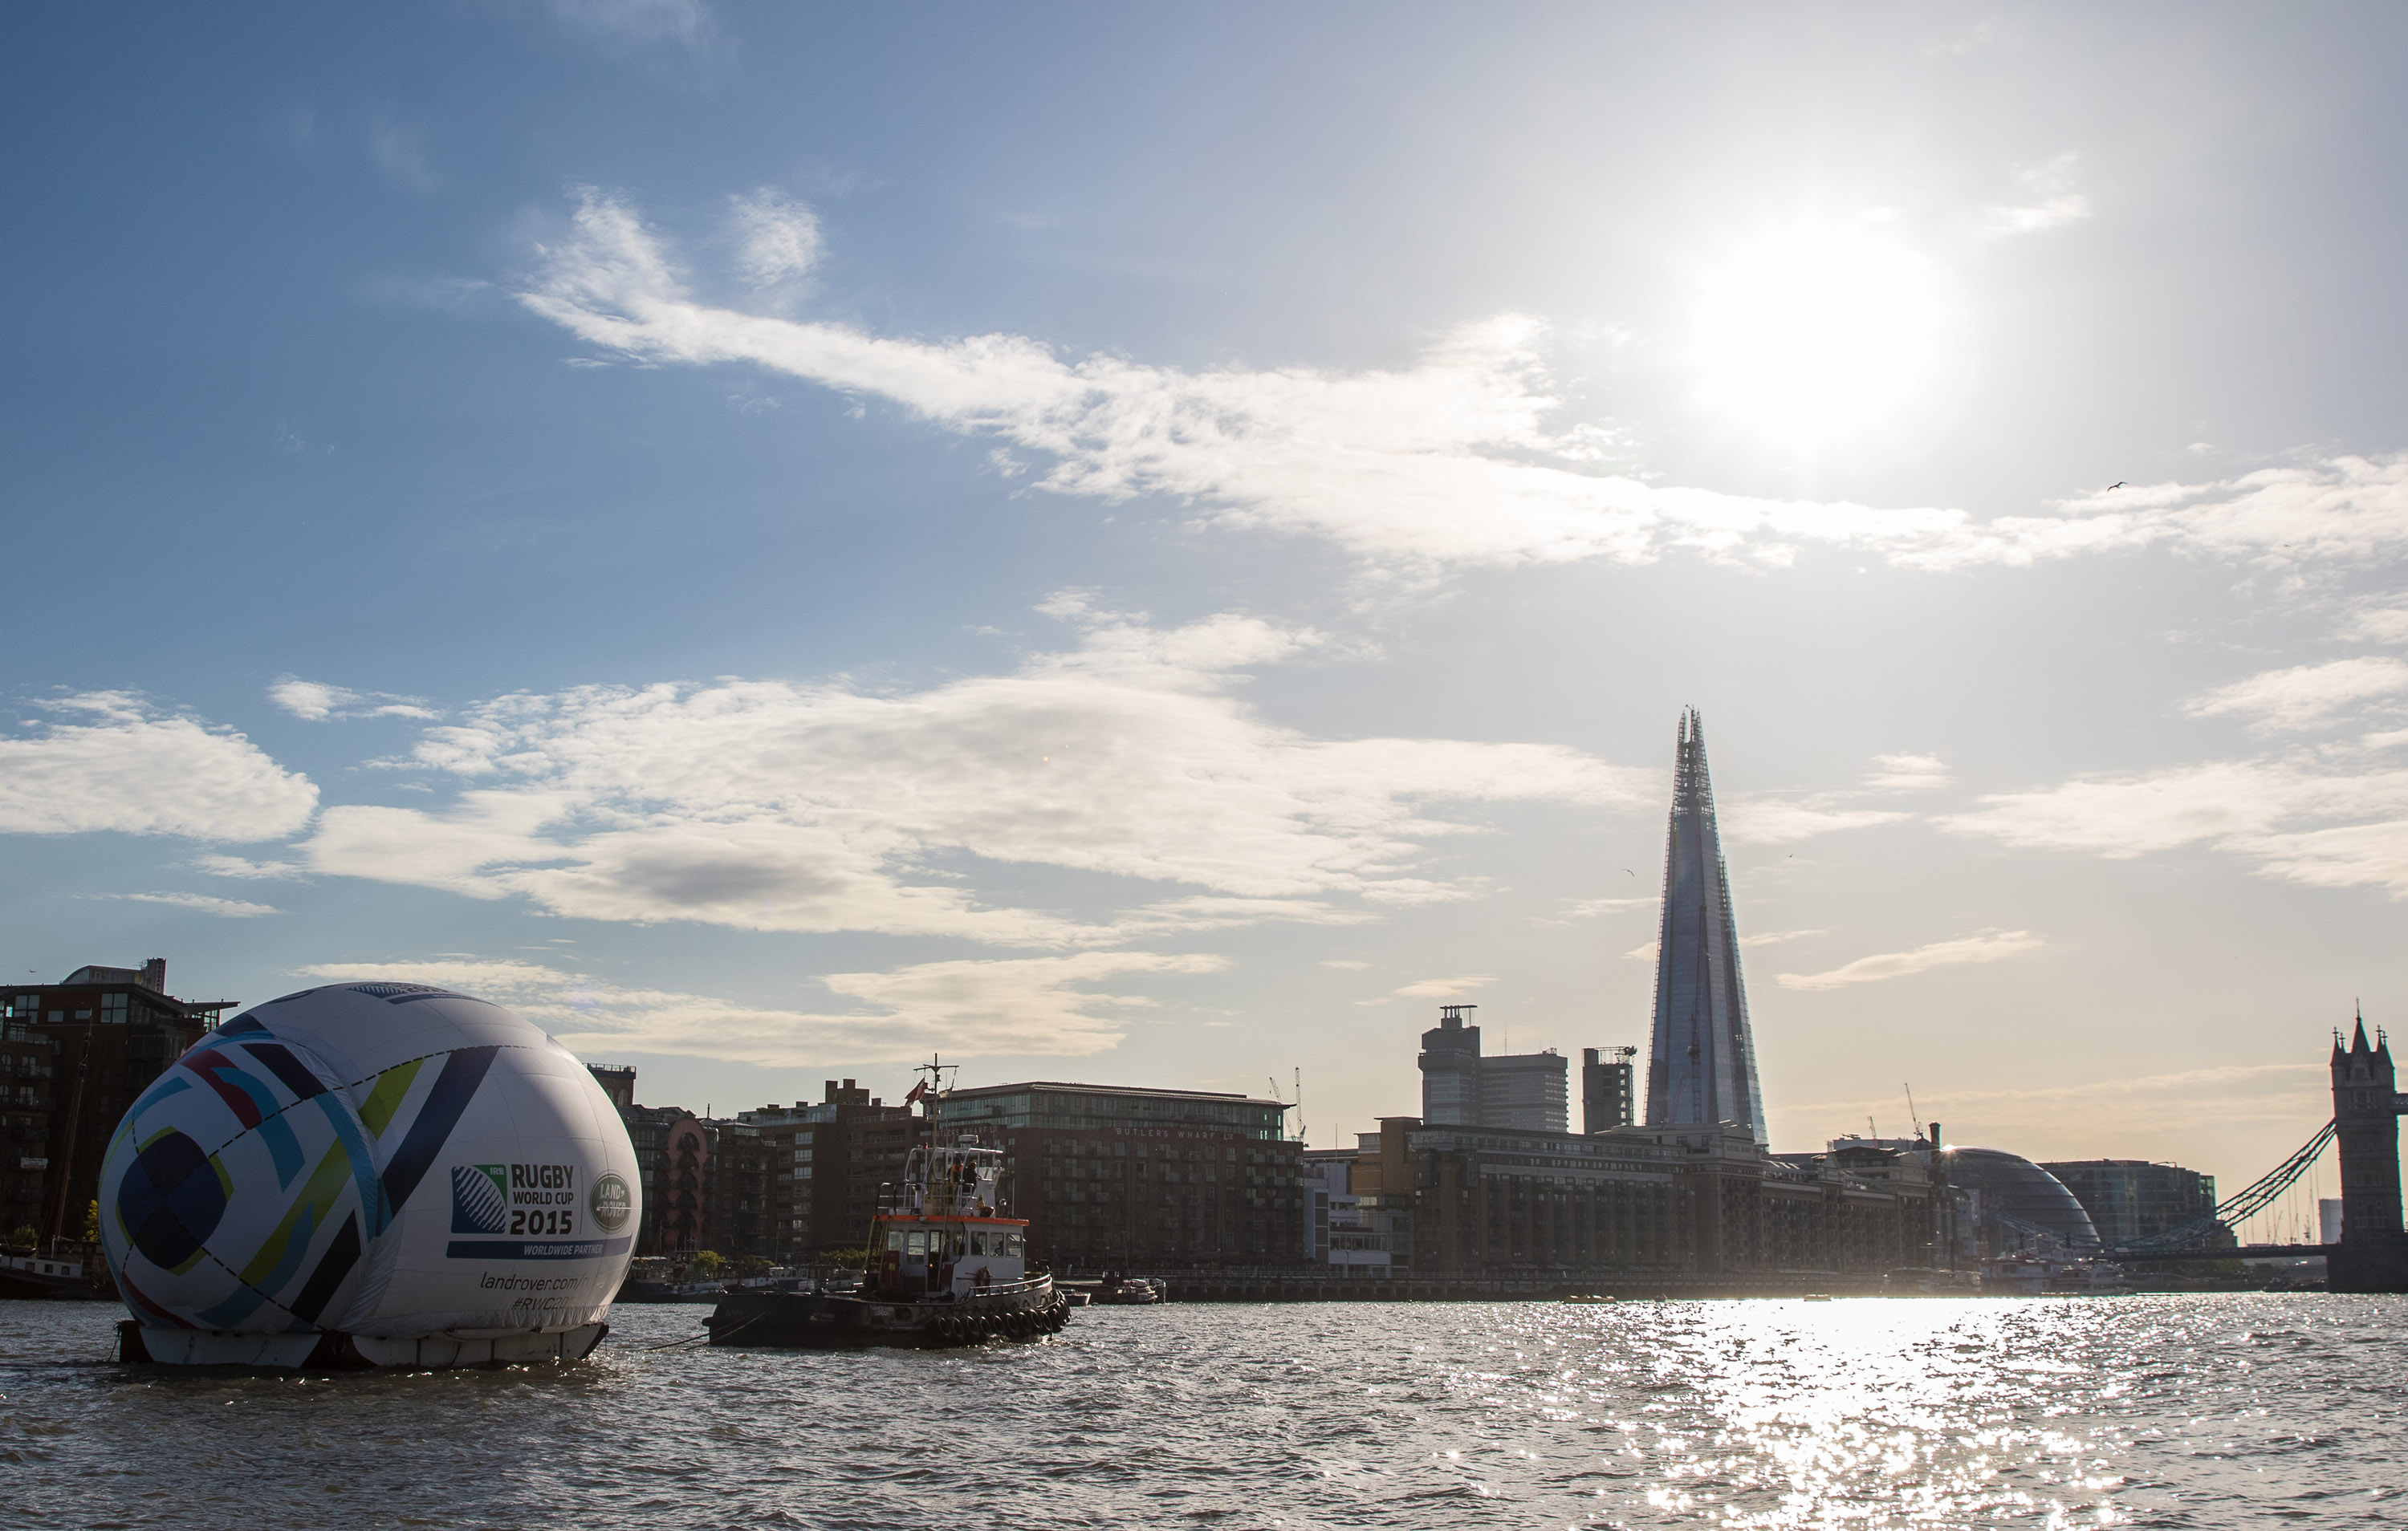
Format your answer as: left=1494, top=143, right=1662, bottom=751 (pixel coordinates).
left=295, top=951, right=1218, bottom=1065
left=299, top=604, right=1647, bottom=941
left=1982, top=152, right=2091, bottom=236
left=513, top=192, right=2408, bottom=578
left=269, top=677, right=437, bottom=721
left=1775, top=930, right=2041, bottom=991
left=1906, top=456, right=2408, bottom=571
left=1625, top=941, right=1657, bottom=963
left=1320, top=959, right=1371, bottom=970
left=2186, top=656, right=2408, bottom=732
left=2233, top=814, right=2408, bottom=898
left=1379, top=974, right=1492, bottom=1001
left=189, top=855, right=308, bottom=880
left=506, top=193, right=1972, bottom=572
left=1864, top=753, right=1953, bottom=790
left=730, top=189, right=820, bottom=289
left=1560, top=895, right=1657, bottom=917
left=2345, top=603, right=2408, bottom=644
left=91, top=891, right=280, bottom=918
left=1940, top=761, right=2311, bottom=857
left=1718, top=797, right=1912, bottom=845
left=1941, top=757, right=2408, bottom=895
left=308, top=790, right=571, bottom=900
left=0, top=693, right=317, bottom=842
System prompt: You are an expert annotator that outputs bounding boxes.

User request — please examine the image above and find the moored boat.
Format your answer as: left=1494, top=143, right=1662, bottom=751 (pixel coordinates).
left=1090, top=1273, right=1162, bottom=1305
left=0, top=1250, right=109, bottom=1301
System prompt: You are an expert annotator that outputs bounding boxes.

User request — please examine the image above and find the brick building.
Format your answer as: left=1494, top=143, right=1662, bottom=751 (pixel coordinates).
left=709, top=1120, right=775, bottom=1258
left=0, top=1015, right=59, bottom=1243
left=1372, top=1116, right=1936, bottom=1280
left=620, top=1105, right=710, bottom=1255
left=734, top=1081, right=917, bottom=1261
left=938, top=1081, right=1306, bottom=1271
left=585, top=1069, right=1308, bottom=1270
left=17, top=960, right=231, bottom=1240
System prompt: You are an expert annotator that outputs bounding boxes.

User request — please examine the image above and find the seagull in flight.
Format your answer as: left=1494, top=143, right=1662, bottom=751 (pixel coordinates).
left=2105, top=481, right=2126, bottom=491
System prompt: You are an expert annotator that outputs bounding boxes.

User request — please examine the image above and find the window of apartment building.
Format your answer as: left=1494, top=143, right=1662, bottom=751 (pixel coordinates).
left=101, top=993, right=128, bottom=1023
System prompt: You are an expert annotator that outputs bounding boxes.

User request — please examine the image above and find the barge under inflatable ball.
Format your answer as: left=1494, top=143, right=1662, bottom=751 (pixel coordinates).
left=100, top=981, right=641, bottom=1369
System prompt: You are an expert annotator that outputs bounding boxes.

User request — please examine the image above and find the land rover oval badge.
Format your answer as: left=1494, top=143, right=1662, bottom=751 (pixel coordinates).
left=590, top=1172, right=633, bottom=1232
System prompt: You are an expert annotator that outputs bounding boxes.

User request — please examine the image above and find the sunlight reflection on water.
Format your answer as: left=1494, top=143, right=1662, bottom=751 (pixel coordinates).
left=3, top=1294, right=2404, bottom=1529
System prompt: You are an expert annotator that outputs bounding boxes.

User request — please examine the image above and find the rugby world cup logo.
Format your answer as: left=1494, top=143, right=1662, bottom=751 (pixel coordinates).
left=450, top=1163, right=509, bottom=1234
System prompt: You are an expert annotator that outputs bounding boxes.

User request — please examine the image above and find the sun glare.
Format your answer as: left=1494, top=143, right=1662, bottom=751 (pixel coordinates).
left=1690, top=225, right=1955, bottom=445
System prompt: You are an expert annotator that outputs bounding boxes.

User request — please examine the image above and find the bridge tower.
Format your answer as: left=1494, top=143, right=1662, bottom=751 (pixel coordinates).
left=2328, top=1013, right=2408, bottom=1293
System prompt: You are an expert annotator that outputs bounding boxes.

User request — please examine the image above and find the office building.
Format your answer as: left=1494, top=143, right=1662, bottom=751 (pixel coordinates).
left=1582, top=1046, right=1637, bottom=1135
left=1418, top=1006, right=1482, bottom=1125
left=2040, top=1159, right=2219, bottom=1248
left=1415, top=1004, right=1572, bottom=1133
left=1304, top=1136, right=1416, bottom=1273
left=1644, top=710, right=1767, bottom=1143
left=1479, top=1050, right=1568, bottom=1133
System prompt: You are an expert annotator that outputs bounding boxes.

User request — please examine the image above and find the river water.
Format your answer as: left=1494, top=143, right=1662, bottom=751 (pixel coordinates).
left=2, top=1293, right=2402, bottom=1529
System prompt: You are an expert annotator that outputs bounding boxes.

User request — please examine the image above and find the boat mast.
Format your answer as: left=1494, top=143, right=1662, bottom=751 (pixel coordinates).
left=914, top=1051, right=958, bottom=1198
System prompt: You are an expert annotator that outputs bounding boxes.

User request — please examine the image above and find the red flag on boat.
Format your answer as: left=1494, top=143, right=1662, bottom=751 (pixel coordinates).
left=905, top=1079, right=928, bottom=1104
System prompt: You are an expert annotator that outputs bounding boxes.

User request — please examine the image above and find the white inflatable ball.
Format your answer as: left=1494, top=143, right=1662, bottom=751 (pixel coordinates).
left=100, top=981, right=640, bottom=1343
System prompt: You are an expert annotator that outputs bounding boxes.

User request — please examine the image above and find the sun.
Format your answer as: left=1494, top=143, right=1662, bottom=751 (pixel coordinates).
left=1688, top=224, right=1956, bottom=446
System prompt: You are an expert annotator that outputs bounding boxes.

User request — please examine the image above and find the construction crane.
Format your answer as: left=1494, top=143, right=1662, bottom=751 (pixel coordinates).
left=1267, top=1070, right=1306, bottom=1144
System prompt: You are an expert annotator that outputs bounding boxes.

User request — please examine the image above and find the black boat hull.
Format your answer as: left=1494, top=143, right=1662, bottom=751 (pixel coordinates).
left=706, top=1279, right=1068, bottom=1349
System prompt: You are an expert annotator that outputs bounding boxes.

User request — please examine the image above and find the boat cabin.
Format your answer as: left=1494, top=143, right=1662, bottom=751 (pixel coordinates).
left=3, top=1253, right=82, bottom=1278
left=868, top=1136, right=1030, bottom=1298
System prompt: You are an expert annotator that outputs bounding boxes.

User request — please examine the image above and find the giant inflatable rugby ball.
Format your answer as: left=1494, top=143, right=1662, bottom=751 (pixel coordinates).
left=100, top=981, right=640, bottom=1367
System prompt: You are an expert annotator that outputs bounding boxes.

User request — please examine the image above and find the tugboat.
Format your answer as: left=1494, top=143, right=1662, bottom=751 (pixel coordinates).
left=706, top=1058, right=1070, bottom=1350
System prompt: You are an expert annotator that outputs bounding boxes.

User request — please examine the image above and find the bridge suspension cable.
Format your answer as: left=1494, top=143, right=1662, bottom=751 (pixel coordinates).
left=2110, top=1119, right=2337, bottom=1255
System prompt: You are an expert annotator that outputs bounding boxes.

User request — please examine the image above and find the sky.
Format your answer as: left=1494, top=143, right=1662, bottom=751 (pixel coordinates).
left=6, top=3, right=2406, bottom=1234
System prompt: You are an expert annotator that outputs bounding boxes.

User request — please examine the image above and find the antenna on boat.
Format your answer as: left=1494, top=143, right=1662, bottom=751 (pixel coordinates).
left=913, top=1052, right=960, bottom=1155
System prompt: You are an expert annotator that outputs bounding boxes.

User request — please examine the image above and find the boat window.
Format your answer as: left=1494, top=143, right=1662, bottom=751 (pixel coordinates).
left=887, top=1230, right=906, bottom=1251
left=906, top=1231, right=927, bottom=1255
left=1003, top=1233, right=1024, bottom=1257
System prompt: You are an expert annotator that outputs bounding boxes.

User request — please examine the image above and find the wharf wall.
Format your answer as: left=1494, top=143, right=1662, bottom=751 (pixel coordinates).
left=1125, top=1272, right=1886, bottom=1302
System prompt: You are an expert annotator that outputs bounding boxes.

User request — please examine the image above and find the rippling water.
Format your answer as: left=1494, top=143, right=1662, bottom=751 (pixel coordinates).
left=4, top=1294, right=2404, bottom=1529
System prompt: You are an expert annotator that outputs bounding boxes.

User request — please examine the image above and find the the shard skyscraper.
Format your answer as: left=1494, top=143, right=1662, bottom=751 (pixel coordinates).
left=1643, top=709, right=1767, bottom=1143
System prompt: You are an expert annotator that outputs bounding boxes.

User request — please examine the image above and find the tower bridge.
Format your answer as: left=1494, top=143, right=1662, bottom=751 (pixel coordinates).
left=2105, top=1015, right=2408, bottom=1292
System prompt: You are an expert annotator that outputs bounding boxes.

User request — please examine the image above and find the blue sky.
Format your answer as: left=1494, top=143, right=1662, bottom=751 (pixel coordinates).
left=6, top=3, right=2406, bottom=1225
